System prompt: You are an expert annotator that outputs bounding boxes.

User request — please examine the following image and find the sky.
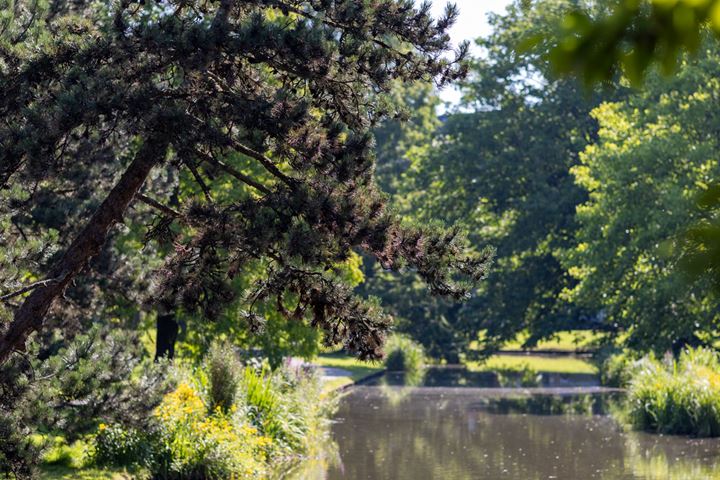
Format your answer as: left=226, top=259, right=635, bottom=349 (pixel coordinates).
left=427, top=0, right=514, bottom=105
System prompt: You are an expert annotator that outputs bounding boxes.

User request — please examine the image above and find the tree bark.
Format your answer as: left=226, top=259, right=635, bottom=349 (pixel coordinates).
left=0, top=138, right=168, bottom=365
left=155, top=310, right=179, bottom=360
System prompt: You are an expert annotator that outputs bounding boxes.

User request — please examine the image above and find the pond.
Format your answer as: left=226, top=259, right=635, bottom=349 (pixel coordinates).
left=322, top=368, right=720, bottom=480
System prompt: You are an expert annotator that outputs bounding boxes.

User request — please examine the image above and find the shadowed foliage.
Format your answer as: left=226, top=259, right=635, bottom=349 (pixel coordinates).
left=0, top=0, right=493, bottom=365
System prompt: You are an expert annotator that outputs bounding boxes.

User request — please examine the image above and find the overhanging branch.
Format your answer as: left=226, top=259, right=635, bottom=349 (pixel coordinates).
left=136, top=193, right=181, bottom=218
left=197, top=150, right=272, bottom=195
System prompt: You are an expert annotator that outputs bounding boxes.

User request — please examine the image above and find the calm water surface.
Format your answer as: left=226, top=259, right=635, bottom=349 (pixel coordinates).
left=323, top=370, right=720, bottom=480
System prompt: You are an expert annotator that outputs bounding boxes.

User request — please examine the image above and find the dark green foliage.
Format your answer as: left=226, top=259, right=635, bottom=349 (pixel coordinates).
left=680, top=185, right=720, bottom=294
left=0, top=0, right=492, bottom=367
left=367, top=0, right=615, bottom=357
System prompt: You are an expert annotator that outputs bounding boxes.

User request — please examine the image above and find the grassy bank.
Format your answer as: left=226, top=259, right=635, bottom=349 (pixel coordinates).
left=471, top=330, right=605, bottom=353
left=468, top=354, right=598, bottom=375
left=314, top=352, right=385, bottom=392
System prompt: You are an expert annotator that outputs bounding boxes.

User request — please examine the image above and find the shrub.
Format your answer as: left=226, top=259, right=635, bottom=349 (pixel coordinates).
left=206, top=342, right=242, bottom=414
left=241, top=364, right=334, bottom=453
left=384, top=335, right=425, bottom=373
left=93, top=423, right=157, bottom=471
left=153, top=382, right=270, bottom=479
left=94, top=382, right=270, bottom=479
left=599, top=349, right=642, bottom=387
left=93, top=344, right=336, bottom=479
left=627, top=347, right=720, bottom=437
left=1, top=327, right=168, bottom=478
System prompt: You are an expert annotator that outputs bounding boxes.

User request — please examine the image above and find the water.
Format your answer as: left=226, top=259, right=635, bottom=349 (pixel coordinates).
left=323, top=369, right=720, bottom=480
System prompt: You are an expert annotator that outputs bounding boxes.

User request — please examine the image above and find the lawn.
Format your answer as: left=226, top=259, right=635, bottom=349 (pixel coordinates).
left=39, top=466, right=133, bottom=480
left=313, top=352, right=385, bottom=392
left=467, top=354, right=598, bottom=375
left=503, top=330, right=603, bottom=352
left=35, top=436, right=136, bottom=480
left=471, top=330, right=605, bottom=353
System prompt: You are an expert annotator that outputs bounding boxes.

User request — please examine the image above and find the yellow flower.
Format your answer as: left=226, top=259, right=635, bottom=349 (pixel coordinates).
left=98, top=423, right=107, bottom=432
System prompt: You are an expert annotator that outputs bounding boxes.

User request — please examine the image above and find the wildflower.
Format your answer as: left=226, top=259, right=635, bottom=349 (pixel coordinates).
left=98, top=423, right=107, bottom=432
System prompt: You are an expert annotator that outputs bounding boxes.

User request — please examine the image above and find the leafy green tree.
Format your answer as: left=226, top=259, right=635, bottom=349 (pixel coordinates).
left=561, top=45, right=720, bottom=352
left=0, top=0, right=494, bottom=366
left=545, top=0, right=720, bottom=351
left=549, top=0, right=720, bottom=303
left=367, top=0, right=614, bottom=357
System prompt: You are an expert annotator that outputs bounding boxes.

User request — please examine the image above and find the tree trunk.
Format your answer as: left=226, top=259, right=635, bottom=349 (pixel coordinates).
left=0, top=138, right=168, bottom=365
left=155, top=310, right=179, bottom=360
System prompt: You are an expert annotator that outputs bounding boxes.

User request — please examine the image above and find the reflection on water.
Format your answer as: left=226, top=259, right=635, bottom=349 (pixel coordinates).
left=323, top=376, right=720, bottom=480
left=369, top=367, right=601, bottom=388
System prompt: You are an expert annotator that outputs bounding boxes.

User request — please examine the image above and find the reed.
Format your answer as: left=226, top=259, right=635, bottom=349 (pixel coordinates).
left=627, top=347, right=720, bottom=437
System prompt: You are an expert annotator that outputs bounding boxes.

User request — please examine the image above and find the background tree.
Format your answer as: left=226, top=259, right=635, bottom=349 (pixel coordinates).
left=366, top=0, right=615, bottom=358
left=545, top=0, right=720, bottom=352
left=561, top=44, right=720, bottom=352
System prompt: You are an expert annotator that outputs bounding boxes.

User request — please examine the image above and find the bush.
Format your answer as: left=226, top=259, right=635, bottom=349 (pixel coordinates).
left=93, top=343, right=336, bottom=479
left=599, top=349, right=642, bottom=387
left=627, top=347, right=720, bottom=437
left=93, top=423, right=158, bottom=471
left=0, top=327, right=168, bottom=479
left=206, top=342, right=242, bottom=414
left=384, top=335, right=425, bottom=373
left=94, top=382, right=272, bottom=479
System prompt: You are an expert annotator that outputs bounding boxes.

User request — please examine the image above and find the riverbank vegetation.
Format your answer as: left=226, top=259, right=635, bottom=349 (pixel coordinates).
left=91, top=343, right=335, bottom=479
left=384, top=335, right=425, bottom=374
left=623, top=347, right=720, bottom=437
left=28, top=344, right=335, bottom=479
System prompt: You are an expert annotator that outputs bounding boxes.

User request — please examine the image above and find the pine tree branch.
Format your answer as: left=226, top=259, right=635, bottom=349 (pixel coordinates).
left=184, top=113, right=295, bottom=189
left=229, top=138, right=295, bottom=189
left=0, top=277, right=63, bottom=303
left=269, top=1, right=397, bottom=53
left=136, top=193, right=181, bottom=218
left=0, top=137, right=169, bottom=365
left=196, top=150, right=272, bottom=195
left=186, top=162, right=214, bottom=202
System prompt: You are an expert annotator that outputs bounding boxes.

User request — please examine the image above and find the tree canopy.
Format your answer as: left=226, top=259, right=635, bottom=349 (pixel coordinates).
left=365, top=0, right=614, bottom=356
left=0, top=0, right=494, bottom=365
